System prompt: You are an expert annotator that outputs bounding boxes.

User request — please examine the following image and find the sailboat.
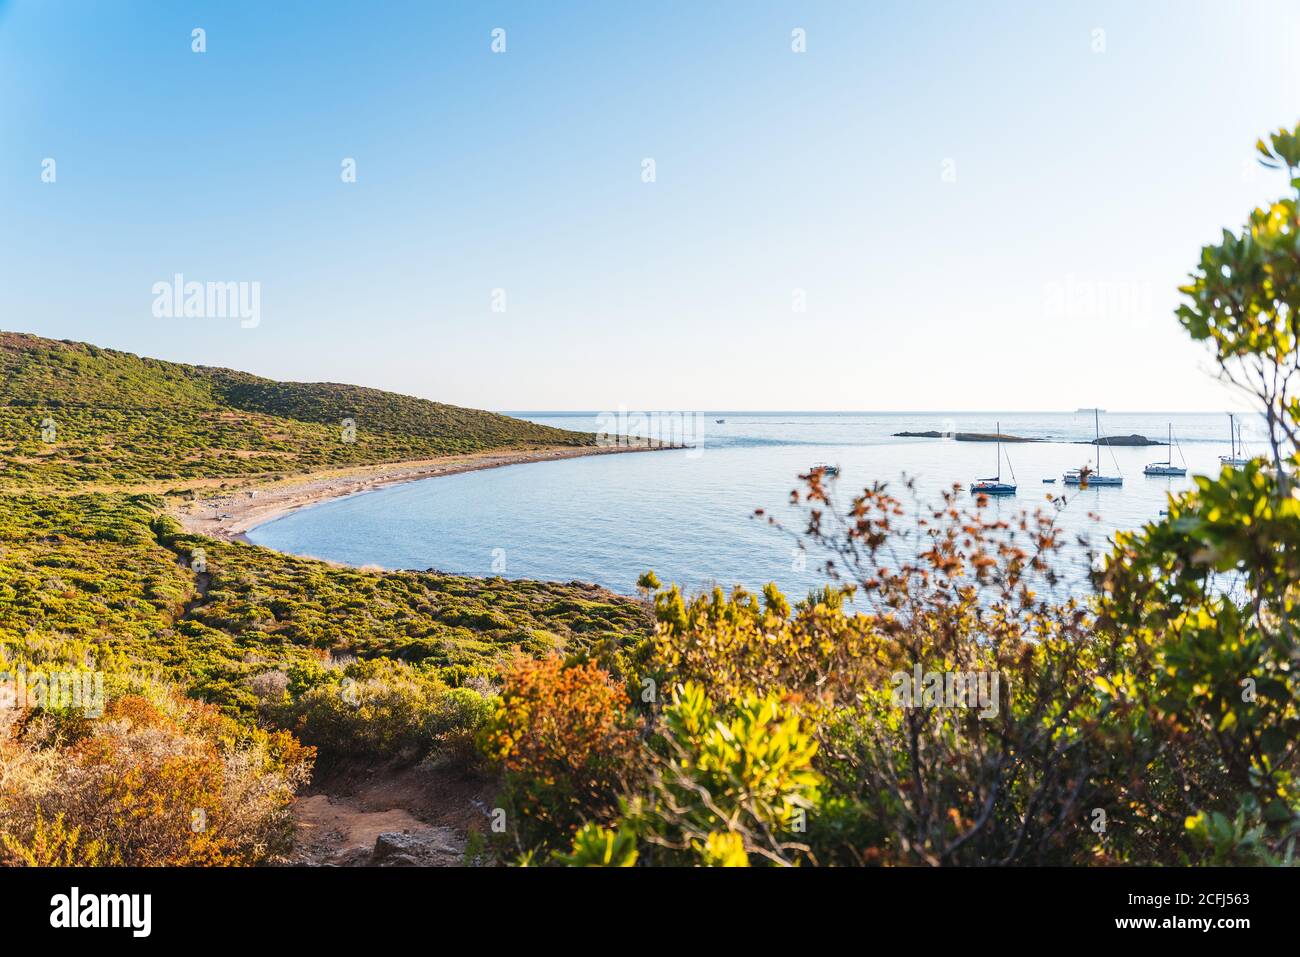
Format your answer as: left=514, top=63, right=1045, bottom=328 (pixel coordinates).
left=1064, top=408, right=1123, bottom=486
left=1219, top=413, right=1249, bottom=466
left=969, top=421, right=1017, bottom=495
left=1143, top=423, right=1187, bottom=476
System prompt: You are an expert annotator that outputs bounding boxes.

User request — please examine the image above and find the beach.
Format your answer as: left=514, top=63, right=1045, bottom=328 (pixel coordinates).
left=170, top=443, right=665, bottom=543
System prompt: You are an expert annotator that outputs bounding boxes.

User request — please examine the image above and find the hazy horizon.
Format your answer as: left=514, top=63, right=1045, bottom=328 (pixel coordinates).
left=501, top=407, right=1251, bottom=416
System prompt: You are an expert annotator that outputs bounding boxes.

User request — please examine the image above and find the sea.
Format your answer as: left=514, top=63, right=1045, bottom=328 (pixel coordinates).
left=246, top=412, right=1263, bottom=601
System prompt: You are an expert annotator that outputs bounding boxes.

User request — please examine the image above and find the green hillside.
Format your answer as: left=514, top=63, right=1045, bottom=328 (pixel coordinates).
left=0, top=493, right=651, bottom=717
left=0, top=332, right=591, bottom=487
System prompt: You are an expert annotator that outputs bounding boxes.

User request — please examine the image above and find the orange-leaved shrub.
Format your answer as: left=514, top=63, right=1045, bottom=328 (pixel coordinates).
left=0, top=686, right=314, bottom=866
left=480, top=655, right=640, bottom=857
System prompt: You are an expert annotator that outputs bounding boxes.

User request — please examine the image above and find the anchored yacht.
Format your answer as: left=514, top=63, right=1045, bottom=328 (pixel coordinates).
left=1144, top=423, right=1187, bottom=476
left=969, top=422, right=1017, bottom=496
left=1219, top=414, right=1250, bottom=466
left=1064, top=408, right=1123, bottom=486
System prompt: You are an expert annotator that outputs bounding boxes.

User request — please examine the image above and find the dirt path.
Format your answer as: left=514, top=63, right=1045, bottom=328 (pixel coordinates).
left=291, top=795, right=464, bottom=866
left=169, top=443, right=670, bottom=543
left=289, top=764, right=497, bottom=867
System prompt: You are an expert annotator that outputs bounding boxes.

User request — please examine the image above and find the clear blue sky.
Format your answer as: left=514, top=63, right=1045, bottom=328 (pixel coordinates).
left=2, top=0, right=1298, bottom=411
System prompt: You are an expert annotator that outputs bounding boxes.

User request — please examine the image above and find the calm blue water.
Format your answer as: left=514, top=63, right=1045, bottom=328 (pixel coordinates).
left=248, top=412, right=1264, bottom=600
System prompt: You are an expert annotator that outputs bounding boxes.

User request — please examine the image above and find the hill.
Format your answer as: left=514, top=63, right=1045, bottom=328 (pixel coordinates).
left=0, top=492, right=650, bottom=716
left=0, top=331, right=591, bottom=487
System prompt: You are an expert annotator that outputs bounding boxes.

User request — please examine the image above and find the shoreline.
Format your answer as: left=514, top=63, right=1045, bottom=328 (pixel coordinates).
left=170, top=443, right=669, bottom=544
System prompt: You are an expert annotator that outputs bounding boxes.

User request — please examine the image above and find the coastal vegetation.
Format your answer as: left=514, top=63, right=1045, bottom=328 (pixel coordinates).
left=0, top=332, right=590, bottom=489
left=0, top=489, right=651, bottom=862
left=0, top=333, right=625, bottom=865
left=1, top=687, right=313, bottom=866
left=3, top=122, right=1300, bottom=867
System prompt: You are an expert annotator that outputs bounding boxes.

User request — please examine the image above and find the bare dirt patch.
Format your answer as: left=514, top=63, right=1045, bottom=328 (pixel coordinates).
left=289, top=763, right=498, bottom=867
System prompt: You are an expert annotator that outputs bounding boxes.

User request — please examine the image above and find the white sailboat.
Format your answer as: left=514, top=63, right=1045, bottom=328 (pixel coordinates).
left=1144, top=423, right=1187, bottom=476
left=970, top=421, right=1017, bottom=495
left=1064, top=408, right=1123, bottom=486
left=1219, top=413, right=1249, bottom=467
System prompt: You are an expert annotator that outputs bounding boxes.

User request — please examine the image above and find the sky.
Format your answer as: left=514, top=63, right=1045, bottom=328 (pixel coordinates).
left=2, top=0, right=1298, bottom=412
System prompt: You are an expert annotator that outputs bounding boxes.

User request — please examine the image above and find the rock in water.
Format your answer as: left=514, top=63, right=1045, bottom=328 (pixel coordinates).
left=892, top=431, right=1040, bottom=442
left=1082, top=434, right=1160, bottom=446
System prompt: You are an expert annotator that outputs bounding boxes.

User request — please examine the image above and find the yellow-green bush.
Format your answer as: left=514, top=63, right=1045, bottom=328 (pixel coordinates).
left=627, top=682, right=821, bottom=866
left=268, top=657, right=493, bottom=766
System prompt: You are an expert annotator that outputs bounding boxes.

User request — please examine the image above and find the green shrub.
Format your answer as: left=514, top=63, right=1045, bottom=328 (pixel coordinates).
left=261, top=657, right=495, bottom=767
left=628, top=682, right=821, bottom=866
left=552, top=823, right=640, bottom=867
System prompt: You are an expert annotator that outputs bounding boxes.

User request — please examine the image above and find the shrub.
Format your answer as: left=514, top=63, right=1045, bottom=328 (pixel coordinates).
left=284, top=669, right=439, bottom=762
left=1094, top=123, right=1300, bottom=863
left=552, top=822, right=639, bottom=867
left=651, top=580, right=881, bottom=708
left=628, top=682, right=821, bottom=866
left=427, top=686, right=496, bottom=768
left=481, top=656, right=639, bottom=855
left=1, top=811, right=107, bottom=866
left=0, top=688, right=314, bottom=866
left=651, top=481, right=1127, bottom=865
left=271, top=658, right=491, bottom=766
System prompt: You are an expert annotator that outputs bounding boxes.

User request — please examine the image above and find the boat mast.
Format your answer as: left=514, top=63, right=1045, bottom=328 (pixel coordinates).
left=1167, top=422, right=1172, bottom=465
left=1229, top=413, right=1235, bottom=459
left=995, top=421, right=1001, bottom=482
